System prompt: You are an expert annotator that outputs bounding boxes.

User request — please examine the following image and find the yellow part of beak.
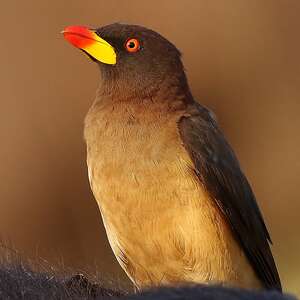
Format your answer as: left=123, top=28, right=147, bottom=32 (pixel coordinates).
left=84, top=33, right=116, bottom=65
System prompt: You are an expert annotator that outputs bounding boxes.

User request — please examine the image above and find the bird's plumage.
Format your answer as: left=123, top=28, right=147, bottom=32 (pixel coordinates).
left=84, top=97, right=263, bottom=290
left=179, top=102, right=281, bottom=290
left=63, top=23, right=282, bottom=292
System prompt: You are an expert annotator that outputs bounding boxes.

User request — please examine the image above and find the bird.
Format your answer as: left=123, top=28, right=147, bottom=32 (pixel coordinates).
left=62, top=23, right=282, bottom=292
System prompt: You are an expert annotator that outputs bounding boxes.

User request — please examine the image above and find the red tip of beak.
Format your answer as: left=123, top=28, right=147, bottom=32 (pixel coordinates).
left=62, top=25, right=96, bottom=49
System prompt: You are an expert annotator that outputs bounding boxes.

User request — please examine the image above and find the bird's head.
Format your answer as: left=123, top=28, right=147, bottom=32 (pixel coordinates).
left=63, top=23, right=189, bottom=98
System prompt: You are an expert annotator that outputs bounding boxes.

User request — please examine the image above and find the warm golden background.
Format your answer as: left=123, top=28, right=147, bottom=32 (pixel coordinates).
left=0, top=0, right=299, bottom=296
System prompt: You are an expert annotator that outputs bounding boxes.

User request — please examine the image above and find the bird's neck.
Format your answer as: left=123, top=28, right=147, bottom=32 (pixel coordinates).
left=96, top=69, right=194, bottom=106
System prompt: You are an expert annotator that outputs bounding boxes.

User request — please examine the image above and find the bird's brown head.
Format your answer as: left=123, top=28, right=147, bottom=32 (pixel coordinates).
left=63, top=23, right=190, bottom=98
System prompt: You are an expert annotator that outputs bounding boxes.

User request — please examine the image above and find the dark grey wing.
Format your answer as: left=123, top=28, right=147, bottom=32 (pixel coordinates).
left=178, top=102, right=281, bottom=291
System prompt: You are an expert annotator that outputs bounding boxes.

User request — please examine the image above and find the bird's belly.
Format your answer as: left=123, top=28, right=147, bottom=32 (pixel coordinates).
left=87, top=146, right=259, bottom=289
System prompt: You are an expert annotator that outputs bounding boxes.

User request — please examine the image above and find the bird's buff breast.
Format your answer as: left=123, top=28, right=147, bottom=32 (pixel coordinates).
left=84, top=99, right=260, bottom=289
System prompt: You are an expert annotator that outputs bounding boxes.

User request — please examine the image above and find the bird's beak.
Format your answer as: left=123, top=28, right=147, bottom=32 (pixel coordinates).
left=62, top=25, right=116, bottom=65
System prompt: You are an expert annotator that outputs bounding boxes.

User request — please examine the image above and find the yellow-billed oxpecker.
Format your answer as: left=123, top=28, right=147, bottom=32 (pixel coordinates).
left=62, top=24, right=281, bottom=291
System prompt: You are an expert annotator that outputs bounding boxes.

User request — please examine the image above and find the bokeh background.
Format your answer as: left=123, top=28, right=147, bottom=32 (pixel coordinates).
left=0, top=0, right=299, bottom=296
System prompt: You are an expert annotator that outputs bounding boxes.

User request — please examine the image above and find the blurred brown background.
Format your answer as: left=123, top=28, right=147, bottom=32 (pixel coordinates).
left=0, top=0, right=299, bottom=296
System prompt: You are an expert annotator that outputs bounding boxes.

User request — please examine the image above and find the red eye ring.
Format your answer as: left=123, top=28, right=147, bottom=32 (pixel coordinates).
left=125, top=38, right=140, bottom=53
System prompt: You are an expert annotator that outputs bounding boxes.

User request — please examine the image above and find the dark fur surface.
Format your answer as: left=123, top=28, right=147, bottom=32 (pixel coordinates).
left=0, top=260, right=295, bottom=300
left=125, top=286, right=295, bottom=300
left=0, top=261, right=122, bottom=299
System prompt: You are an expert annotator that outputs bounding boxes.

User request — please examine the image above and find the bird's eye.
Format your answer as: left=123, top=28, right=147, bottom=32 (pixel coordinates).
left=125, top=38, right=140, bottom=53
